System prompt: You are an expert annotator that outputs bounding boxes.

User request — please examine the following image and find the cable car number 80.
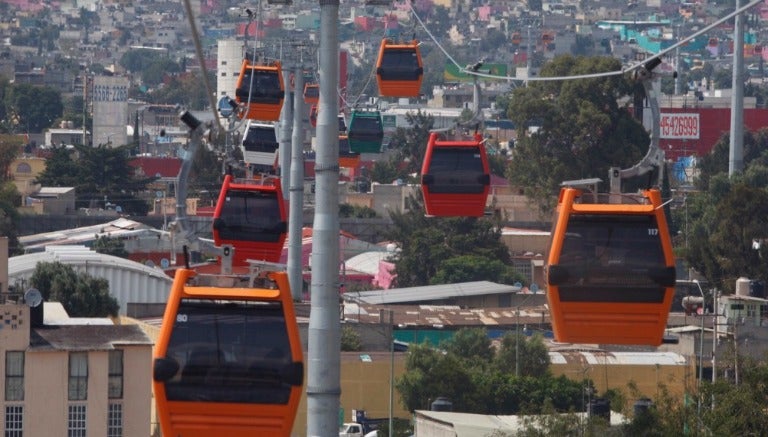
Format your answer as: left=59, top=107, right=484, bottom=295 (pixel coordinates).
left=176, top=314, right=188, bottom=323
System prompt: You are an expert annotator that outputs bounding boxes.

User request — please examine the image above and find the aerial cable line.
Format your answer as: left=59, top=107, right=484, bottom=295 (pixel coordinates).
left=407, top=0, right=765, bottom=82
left=346, top=10, right=396, bottom=109
left=182, top=0, right=223, bottom=134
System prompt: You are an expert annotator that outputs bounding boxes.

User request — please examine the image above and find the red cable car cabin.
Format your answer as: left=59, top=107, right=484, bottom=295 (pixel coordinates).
left=235, top=60, right=285, bottom=121
left=375, top=38, right=424, bottom=98
left=420, top=132, right=490, bottom=217
left=153, top=268, right=303, bottom=437
left=309, top=104, right=318, bottom=128
left=212, top=175, right=287, bottom=265
left=303, top=83, right=319, bottom=105
left=545, top=187, right=676, bottom=346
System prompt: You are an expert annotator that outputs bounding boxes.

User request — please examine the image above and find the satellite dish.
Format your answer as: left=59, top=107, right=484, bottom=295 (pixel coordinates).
left=24, top=288, right=42, bottom=308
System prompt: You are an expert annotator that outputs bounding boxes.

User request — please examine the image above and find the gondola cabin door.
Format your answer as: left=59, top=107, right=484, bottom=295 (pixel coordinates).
left=545, top=187, right=676, bottom=346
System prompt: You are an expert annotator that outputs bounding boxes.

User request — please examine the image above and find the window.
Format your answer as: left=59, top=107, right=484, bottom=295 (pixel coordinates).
left=68, top=353, right=88, bottom=401
left=67, top=404, right=86, bottom=437
left=5, top=352, right=24, bottom=401
left=5, top=405, right=23, bottom=437
left=14, top=163, right=31, bottom=174
left=107, top=403, right=122, bottom=437
left=108, top=350, right=123, bottom=399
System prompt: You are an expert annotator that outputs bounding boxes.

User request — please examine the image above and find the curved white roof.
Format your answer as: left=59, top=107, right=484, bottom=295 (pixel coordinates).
left=9, top=245, right=173, bottom=315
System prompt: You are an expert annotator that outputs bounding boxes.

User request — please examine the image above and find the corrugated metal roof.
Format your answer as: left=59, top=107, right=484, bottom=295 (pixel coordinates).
left=9, top=246, right=173, bottom=315
left=19, top=218, right=156, bottom=250
left=30, top=324, right=152, bottom=351
left=416, top=410, right=629, bottom=436
left=351, top=281, right=523, bottom=305
left=548, top=350, right=686, bottom=366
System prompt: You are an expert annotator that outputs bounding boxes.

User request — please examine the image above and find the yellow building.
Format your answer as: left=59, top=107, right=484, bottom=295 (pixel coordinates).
left=0, top=301, right=154, bottom=437
left=9, top=156, right=45, bottom=198
left=0, top=235, right=154, bottom=436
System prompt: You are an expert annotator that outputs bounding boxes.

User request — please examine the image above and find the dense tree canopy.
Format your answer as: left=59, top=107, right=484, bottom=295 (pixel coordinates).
left=29, top=261, right=120, bottom=317
left=677, top=128, right=768, bottom=292
left=35, top=144, right=156, bottom=215
left=504, top=55, right=649, bottom=215
left=386, top=195, right=526, bottom=288
left=395, top=328, right=581, bottom=415
left=2, top=83, right=63, bottom=133
left=0, top=135, right=22, bottom=254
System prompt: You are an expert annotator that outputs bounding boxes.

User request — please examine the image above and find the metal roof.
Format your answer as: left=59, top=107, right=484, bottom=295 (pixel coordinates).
left=30, top=324, right=152, bottom=351
left=19, top=218, right=157, bottom=251
left=415, top=410, right=629, bottom=436
left=9, top=245, right=173, bottom=315
left=548, top=350, right=687, bottom=366
left=349, top=281, right=523, bottom=305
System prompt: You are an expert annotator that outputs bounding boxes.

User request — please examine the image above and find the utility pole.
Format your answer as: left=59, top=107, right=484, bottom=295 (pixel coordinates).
left=287, top=48, right=305, bottom=302
left=729, top=0, right=745, bottom=176
left=307, top=0, right=341, bottom=435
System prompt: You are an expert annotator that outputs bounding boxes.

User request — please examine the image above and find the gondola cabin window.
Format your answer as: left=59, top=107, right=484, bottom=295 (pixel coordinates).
left=216, top=190, right=283, bottom=243
left=554, top=214, right=670, bottom=303
left=424, top=147, right=487, bottom=194
left=163, top=299, right=293, bottom=405
left=378, top=49, right=423, bottom=81
left=242, top=125, right=278, bottom=154
left=236, top=69, right=283, bottom=103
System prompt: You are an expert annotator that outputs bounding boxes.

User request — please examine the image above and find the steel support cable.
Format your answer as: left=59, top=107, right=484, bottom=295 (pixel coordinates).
left=407, top=0, right=765, bottom=81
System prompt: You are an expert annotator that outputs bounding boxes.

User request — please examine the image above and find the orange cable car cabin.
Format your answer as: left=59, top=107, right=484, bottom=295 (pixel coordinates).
left=420, top=132, right=490, bottom=217
left=235, top=60, right=285, bottom=121
left=375, top=38, right=424, bottom=98
left=338, top=134, right=361, bottom=169
left=545, top=187, right=676, bottom=346
left=212, top=175, right=288, bottom=266
left=303, top=83, right=320, bottom=105
left=153, top=268, right=303, bottom=437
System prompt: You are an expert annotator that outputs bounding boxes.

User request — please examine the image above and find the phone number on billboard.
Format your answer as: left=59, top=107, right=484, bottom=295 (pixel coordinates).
left=92, top=85, right=128, bottom=102
left=660, top=113, right=699, bottom=139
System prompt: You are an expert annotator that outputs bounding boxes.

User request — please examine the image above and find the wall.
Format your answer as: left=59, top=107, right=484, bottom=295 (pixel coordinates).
left=549, top=361, right=693, bottom=409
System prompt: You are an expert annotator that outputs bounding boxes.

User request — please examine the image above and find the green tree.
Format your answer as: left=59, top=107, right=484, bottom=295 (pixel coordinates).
left=677, top=129, right=768, bottom=291
left=493, top=332, right=550, bottom=378
left=386, top=195, right=525, bottom=287
left=396, top=331, right=584, bottom=415
left=35, top=144, right=156, bottom=215
left=339, top=203, right=378, bottom=218
left=146, top=72, right=213, bottom=110
left=29, top=261, right=120, bottom=317
left=0, top=134, right=22, bottom=254
left=92, top=236, right=129, bottom=258
left=340, top=325, right=362, bottom=352
left=142, top=58, right=182, bottom=87
left=382, top=110, right=435, bottom=178
left=395, top=342, right=478, bottom=412
left=503, top=55, right=649, bottom=215
left=442, top=328, right=494, bottom=363
left=3, top=83, right=63, bottom=133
